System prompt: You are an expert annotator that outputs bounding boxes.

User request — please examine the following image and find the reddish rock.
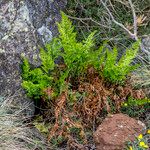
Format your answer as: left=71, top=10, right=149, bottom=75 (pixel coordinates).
left=93, top=113, right=146, bottom=150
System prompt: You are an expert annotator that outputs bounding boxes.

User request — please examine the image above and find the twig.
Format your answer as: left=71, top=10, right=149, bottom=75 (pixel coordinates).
left=100, top=0, right=138, bottom=40
left=67, top=15, right=115, bottom=30
left=128, top=0, right=138, bottom=40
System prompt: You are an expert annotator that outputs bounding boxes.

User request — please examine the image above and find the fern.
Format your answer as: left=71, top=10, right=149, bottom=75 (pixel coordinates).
left=21, top=56, right=54, bottom=98
left=21, top=12, right=140, bottom=100
left=40, top=48, right=54, bottom=74
left=102, top=41, right=140, bottom=83
left=57, top=12, right=96, bottom=78
left=21, top=57, right=30, bottom=80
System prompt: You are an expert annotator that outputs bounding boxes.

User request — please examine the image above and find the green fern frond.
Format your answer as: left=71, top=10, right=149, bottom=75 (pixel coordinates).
left=57, top=12, right=77, bottom=46
left=40, top=47, right=55, bottom=74
left=123, top=97, right=150, bottom=107
left=103, top=41, right=140, bottom=83
left=21, top=58, right=30, bottom=80
left=118, top=40, right=140, bottom=67
left=83, top=31, right=96, bottom=52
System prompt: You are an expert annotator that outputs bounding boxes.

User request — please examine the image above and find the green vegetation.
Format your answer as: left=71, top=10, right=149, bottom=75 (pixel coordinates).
left=123, top=97, right=150, bottom=107
left=21, top=57, right=53, bottom=99
left=121, top=97, right=150, bottom=118
left=21, top=12, right=140, bottom=100
left=102, top=42, right=140, bottom=83
left=1, top=1, right=149, bottom=149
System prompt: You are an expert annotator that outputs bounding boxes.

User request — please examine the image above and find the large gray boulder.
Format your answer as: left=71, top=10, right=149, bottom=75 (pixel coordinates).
left=0, top=0, right=67, bottom=117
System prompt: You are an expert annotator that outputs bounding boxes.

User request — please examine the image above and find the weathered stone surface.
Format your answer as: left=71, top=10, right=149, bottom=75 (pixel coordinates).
left=0, top=0, right=66, bottom=117
left=0, top=0, right=37, bottom=117
left=94, top=113, right=146, bottom=150
left=0, top=1, right=66, bottom=148
left=25, top=0, right=67, bottom=39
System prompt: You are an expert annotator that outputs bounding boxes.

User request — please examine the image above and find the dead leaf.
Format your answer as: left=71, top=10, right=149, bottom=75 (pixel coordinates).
left=137, top=14, right=147, bottom=26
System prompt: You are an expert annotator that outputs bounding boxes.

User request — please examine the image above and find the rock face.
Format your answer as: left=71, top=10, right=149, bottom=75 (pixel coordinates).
left=93, top=113, right=146, bottom=150
left=0, top=0, right=66, bottom=117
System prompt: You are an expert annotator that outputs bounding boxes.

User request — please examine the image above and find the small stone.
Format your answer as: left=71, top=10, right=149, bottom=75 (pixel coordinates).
left=93, top=113, right=146, bottom=150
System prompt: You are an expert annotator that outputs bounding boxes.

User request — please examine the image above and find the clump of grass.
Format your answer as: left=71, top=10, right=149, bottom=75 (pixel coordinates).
left=0, top=95, right=49, bottom=150
left=131, top=48, right=150, bottom=98
left=131, top=66, right=150, bottom=88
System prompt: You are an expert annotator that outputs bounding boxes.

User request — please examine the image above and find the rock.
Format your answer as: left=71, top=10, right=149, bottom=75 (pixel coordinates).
left=0, top=0, right=39, bottom=117
left=25, top=0, right=67, bottom=40
left=0, top=0, right=66, bottom=117
left=0, top=0, right=67, bottom=149
left=93, top=113, right=146, bottom=150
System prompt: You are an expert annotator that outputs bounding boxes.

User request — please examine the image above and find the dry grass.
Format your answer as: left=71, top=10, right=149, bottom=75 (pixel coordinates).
left=130, top=66, right=150, bottom=99
left=0, top=95, right=50, bottom=150
left=131, top=46, right=150, bottom=97
left=131, top=67, right=150, bottom=87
